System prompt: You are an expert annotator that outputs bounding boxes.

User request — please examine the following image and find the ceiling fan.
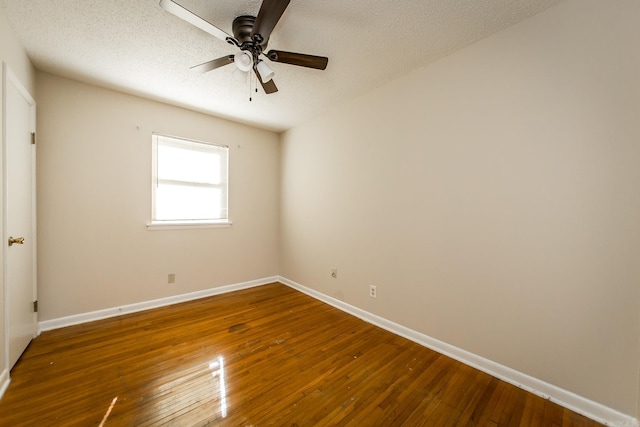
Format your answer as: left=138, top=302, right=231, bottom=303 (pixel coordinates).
left=159, top=0, right=329, bottom=95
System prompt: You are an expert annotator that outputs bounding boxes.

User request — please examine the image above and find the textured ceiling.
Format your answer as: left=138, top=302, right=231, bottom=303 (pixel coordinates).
left=1, top=0, right=563, bottom=132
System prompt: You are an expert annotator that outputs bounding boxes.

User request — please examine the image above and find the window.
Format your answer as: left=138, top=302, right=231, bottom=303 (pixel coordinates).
left=150, top=133, right=229, bottom=227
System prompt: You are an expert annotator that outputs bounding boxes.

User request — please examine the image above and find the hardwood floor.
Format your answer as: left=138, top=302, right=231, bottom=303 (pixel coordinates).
left=0, top=283, right=602, bottom=426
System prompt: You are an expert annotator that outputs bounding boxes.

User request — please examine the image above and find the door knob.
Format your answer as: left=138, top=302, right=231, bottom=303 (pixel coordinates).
left=8, top=236, right=25, bottom=246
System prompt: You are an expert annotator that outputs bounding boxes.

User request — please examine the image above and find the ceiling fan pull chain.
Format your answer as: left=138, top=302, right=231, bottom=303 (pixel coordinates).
left=250, top=72, right=258, bottom=100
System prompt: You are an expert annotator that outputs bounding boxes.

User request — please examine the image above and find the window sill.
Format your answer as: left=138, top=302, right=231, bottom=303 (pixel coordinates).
left=146, top=220, right=232, bottom=231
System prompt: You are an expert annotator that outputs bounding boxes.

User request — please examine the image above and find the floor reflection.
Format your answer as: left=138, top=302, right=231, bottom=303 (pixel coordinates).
left=146, top=354, right=229, bottom=424
left=99, top=396, right=118, bottom=427
left=209, top=356, right=228, bottom=418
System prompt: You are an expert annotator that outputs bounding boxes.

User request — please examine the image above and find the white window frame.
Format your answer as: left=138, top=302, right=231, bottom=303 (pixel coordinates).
left=147, top=133, right=231, bottom=230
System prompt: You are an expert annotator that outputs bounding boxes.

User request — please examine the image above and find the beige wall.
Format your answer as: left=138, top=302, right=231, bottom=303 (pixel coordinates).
left=0, top=5, right=36, bottom=377
left=280, top=0, right=640, bottom=417
left=36, top=73, right=280, bottom=321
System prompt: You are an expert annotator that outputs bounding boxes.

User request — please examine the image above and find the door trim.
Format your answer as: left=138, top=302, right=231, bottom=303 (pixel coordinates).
left=2, top=62, right=37, bottom=375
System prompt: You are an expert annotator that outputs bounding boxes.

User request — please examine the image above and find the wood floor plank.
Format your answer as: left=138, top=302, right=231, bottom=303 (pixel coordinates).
left=0, top=283, right=604, bottom=426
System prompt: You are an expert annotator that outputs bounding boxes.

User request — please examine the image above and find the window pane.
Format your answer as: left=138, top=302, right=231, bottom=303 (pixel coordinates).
left=157, top=144, right=221, bottom=185
left=152, top=134, right=228, bottom=222
left=155, top=184, right=222, bottom=221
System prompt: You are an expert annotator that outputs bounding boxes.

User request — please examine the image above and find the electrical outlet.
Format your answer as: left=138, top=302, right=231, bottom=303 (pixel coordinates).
left=369, top=285, right=377, bottom=298
left=168, top=273, right=175, bottom=284
left=331, top=268, right=337, bottom=279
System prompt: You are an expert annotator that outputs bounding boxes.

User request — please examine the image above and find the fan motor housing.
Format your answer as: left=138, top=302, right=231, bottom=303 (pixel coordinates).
left=232, top=15, right=269, bottom=47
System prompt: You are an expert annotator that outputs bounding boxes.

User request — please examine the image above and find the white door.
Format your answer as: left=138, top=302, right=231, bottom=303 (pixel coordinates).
left=4, top=64, right=37, bottom=370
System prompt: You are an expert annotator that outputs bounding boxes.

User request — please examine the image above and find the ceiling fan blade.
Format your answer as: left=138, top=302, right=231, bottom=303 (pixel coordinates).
left=255, top=69, right=278, bottom=94
left=159, top=0, right=232, bottom=42
left=250, top=0, right=290, bottom=45
left=265, top=50, right=328, bottom=70
left=190, top=55, right=234, bottom=73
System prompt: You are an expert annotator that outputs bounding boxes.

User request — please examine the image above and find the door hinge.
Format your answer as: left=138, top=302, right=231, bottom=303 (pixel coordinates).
left=33, top=300, right=38, bottom=313
left=31, top=132, right=36, bottom=145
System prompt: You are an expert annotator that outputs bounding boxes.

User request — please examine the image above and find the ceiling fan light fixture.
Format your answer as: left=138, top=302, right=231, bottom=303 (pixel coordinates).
left=234, top=51, right=253, bottom=72
left=256, top=60, right=275, bottom=82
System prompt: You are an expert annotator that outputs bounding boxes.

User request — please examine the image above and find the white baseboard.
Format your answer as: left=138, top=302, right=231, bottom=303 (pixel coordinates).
left=278, top=276, right=638, bottom=427
left=38, top=276, right=279, bottom=333
left=0, top=369, right=10, bottom=401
